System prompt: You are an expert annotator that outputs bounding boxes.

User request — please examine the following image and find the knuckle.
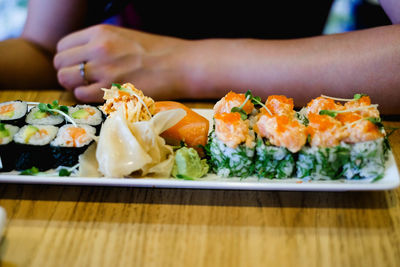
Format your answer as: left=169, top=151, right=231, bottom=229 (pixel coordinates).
left=57, top=69, right=72, bottom=89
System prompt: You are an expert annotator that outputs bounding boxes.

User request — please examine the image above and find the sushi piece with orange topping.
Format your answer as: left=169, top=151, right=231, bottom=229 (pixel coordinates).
left=297, top=93, right=389, bottom=180
left=50, top=124, right=96, bottom=168
left=254, top=95, right=306, bottom=178
left=296, top=113, right=350, bottom=180
left=209, top=108, right=255, bottom=177
left=0, top=101, right=28, bottom=126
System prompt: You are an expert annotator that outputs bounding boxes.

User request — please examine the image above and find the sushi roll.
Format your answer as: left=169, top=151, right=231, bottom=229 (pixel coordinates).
left=254, top=95, right=307, bottom=178
left=296, top=94, right=387, bottom=180
left=209, top=92, right=256, bottom=178
left=25, top=106, right=64, bottom=126
left=51, top=124, right=96, bottom=167
left=68, top=105, right=103, bottom=133
left=336, top=96, right=387, bottom=180
left=0, top=101, right=28, bottom=126
left=0, top=123, right=19, bottom=172
left=296, top=112, right=350, bottom=180
left=14, top=125, right=58, bottom=171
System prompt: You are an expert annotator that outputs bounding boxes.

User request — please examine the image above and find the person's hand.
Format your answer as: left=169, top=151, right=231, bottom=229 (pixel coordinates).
left=53, top=25, right=195, bottom=102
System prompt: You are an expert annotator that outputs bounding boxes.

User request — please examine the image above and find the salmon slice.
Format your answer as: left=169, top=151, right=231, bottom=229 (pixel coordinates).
left=154, top=101, right=209, bottom=153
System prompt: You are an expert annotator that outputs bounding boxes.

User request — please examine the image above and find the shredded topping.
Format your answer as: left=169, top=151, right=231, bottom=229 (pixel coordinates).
left=101, top=83, right=155, bottom=123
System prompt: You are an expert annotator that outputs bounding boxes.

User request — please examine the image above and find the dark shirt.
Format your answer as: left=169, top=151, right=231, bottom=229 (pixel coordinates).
left=89, top=0, right=333, bottom=39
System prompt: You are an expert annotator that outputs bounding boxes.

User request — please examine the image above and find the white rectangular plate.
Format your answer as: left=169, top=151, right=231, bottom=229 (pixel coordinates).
left=0, top=109, right=399, bottom=191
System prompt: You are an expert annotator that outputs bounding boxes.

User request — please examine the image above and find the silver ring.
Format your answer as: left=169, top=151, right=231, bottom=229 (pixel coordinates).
left=79, top=62, right=89, bottom=85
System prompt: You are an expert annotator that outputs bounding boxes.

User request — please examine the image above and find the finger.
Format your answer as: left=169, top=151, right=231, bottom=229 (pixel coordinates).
left=57, top=63, right=92, bottom=90
left=57, top=26, right=96, bottom=52
left=54, top=44, right=89, bottom=69
left=74, top=82, right=108, bottom=103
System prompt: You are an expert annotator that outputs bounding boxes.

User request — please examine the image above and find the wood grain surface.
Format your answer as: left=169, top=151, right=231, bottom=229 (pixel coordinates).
left=0, top=90, right=399, bottom=267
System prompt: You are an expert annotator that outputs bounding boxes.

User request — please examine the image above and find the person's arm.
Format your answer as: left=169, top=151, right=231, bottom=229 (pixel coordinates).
left=188, top=25, right=400, bottom=114
left=55, top=23, right=400, bottom=114
left=0, top=0, right=87, bottom=89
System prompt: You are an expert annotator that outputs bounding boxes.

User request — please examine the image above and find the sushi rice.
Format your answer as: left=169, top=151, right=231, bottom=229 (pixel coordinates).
left=209, top=130, right=255, bottom=178
left=255, top=138, right=295, bottom=179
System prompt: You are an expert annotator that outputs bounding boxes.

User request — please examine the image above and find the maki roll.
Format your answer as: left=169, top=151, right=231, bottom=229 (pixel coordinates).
left=0, top=123, right=19, bottom=172
left=68, top=105, right=103, bottom=133
left=26, top=106, right=64, bottom=126
left=296, top=94, right=387, bottom=180
left=51, top=124, right=96, bottom=167
left=14, top=125, right=58, bottom=171
left=336, top=96, right=387, bottom=180
left=296, top=112, right=350, bottom=180
left=209, top=92, right=256, bottom=178
left=254, top=95, right=307, bottom=178
left=0, top=101, right=27, bottom=126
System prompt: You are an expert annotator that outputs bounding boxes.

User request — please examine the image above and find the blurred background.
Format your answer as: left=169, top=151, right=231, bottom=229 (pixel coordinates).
left=0, top=0, right=391, bottom=41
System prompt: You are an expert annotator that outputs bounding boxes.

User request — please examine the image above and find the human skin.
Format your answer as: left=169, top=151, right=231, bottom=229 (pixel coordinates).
left=0, top=0, right=399, bottom=114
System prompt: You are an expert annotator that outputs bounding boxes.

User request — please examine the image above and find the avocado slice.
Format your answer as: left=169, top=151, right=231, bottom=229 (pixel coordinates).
left=24, top=125, right=39, bottom=143
left=71, top=109, right=89, bottom=119
left=34, top=110, right=48, bottom=119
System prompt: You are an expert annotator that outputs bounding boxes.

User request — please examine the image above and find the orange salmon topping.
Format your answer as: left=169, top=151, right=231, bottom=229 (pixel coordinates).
left=265, top=95, right=295, bottom=116
left=214, top=91, right=254, bottom=115
left=307, top=97, right=343, bottom=115
left=344, top=95, right=379, bottom=118
left=336, top=112, right=362, bottom=124
left=214, top=112, right=241, bottom=125
left=38, top=129, right=48, bottom=136
left=307, top=113, right=338, bottom=132
left=66, top=127, right=87, bottom=147
left=85, top=107, right=96, bottom=116
left=0, top=104, right=14, bottom=115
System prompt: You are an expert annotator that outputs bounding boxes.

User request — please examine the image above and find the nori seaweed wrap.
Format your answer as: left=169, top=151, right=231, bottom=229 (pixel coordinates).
left=0, top=123, right=19, bottom=172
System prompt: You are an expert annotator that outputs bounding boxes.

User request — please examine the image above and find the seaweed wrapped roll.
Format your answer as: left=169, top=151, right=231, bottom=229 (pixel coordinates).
left=51, top=124, right=96, bottom=167
left=26, top=107, right=64, bottom=126
left=0, top=101, right=27, bottom=126
left=68, top=105, right=103, bottom=133
left=14, top=125, right=58, bottom=171
left=0, top=123, right=19, bottom=171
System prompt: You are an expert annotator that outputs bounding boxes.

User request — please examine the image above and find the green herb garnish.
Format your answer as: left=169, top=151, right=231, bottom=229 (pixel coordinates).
left=353, top=93, right=368, bottom=100
left=176, top=174, right=195, bottom=180
left=319, top=104, right=379, bottom=118
left=20, top=166, right=40, bottom=176
left=38, top=100, right=76, bottom=126
left=38, top=100, right=68, bottom=115
left=112, top=83, right=123, bottom=90
left=0, top=123, right=6, bottom=131
left=230, top=90, right=272, bottom=119
left=231, top=107, right=248, bottom=120
left=58, top=168, right=72, bottom=177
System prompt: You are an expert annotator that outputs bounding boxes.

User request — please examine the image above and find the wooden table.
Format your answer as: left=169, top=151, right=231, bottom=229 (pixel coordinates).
left=0, top=90, right=399, bottom=267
